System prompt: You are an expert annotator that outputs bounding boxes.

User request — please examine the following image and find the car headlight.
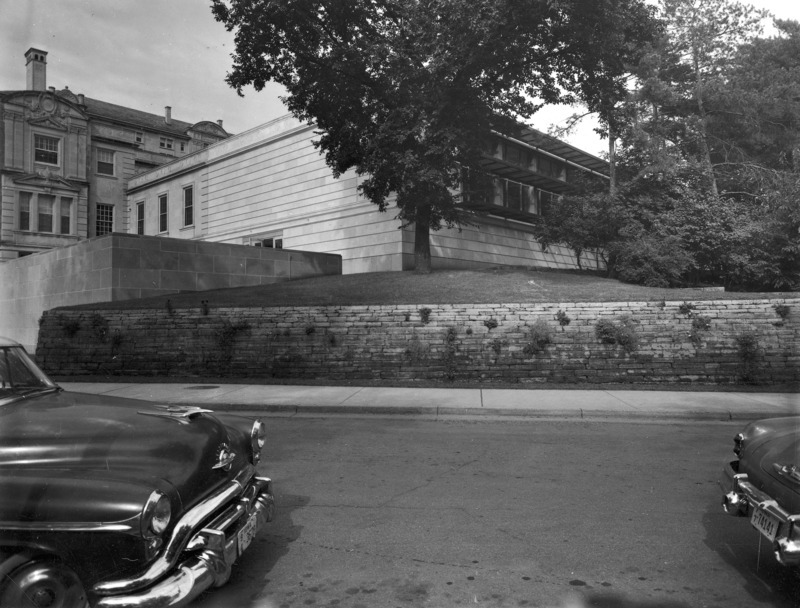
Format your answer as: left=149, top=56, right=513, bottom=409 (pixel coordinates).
left=142, top=490, right=171, bottom=538
left=250, top=419, right=266, bottom=464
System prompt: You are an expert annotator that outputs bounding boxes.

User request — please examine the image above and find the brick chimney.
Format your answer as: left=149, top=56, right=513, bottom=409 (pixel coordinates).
left=25, top=48, right=47, bottom=91
left=165, top=106, right=172, bottom=125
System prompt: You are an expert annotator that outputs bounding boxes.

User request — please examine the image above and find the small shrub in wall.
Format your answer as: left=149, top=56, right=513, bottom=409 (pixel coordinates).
left=405, top=335, right=429, bottom=363
left=773, top=303, right=790, bottom=325
left=490, top=338, right=506, bottom=356
left=483, top=318, right=499, bottom=330
left=57, top=314, right=81, bottom=339
left=556, top=310, right=571, bottom=329
left=110, top=330, right=124, bottom=351
left=418, top=307, right=432, bottom=324
left=594, top=316, right=639, bottom=353
left=688, top=315, right=712, bottom=348
left=443, top=327, right=458, bottom=381
left=90, top=314, right=110, bottom=343
left=735, top=329, right=761, bottom=384
left=214, top=320, right=252, bottom=371
left=522, top=319, right=552, bottom=356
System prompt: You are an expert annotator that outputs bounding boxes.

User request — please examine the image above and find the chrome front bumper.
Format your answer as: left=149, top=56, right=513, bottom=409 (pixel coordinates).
left=720, top=460, right=800, bottom=567
left=95, top=474, right=275, bottom=608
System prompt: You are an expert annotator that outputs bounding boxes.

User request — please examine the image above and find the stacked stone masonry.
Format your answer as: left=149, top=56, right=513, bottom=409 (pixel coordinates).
left=36, top=299, right=798, bottom=385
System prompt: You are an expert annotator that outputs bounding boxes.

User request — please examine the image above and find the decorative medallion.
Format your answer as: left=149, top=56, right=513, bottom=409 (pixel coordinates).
left=212, top=443, right=236, bottom=471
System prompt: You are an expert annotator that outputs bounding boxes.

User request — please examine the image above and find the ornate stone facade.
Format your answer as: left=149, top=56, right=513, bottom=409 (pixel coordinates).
left=0, top=48, right=230, bottom=261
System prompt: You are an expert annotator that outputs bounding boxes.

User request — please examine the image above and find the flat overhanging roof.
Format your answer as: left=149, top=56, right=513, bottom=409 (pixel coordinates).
left=498, top=125, right=610, bottom=177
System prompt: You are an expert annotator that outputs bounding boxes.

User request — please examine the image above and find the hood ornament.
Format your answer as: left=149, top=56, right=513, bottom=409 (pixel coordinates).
left=138, top=404, right=214, bottom=424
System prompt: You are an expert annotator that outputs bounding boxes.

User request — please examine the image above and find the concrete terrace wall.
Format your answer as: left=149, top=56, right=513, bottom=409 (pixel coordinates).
left=37, top=299, right=798, bottom=385
left=1, top=233, right=341, bottom=351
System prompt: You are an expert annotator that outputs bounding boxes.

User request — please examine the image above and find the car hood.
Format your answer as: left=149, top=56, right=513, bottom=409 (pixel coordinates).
left=740, top=417, right=800, bottom=513
left=0, top=390, right=249, bottom=517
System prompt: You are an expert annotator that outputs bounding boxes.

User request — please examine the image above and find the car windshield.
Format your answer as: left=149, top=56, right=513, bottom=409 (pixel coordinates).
left=0, top=346, right=58, bottom=400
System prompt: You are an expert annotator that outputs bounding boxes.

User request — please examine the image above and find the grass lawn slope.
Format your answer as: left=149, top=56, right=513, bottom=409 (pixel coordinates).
left=66, top=267, right=798, bottom=311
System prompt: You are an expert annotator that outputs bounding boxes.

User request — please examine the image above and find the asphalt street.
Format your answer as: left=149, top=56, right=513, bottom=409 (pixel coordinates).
left=186, top=416, right=800, bottom=608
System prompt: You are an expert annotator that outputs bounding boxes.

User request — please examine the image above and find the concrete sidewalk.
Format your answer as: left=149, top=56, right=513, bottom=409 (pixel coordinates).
left=58, top=381, right=799, bottom=421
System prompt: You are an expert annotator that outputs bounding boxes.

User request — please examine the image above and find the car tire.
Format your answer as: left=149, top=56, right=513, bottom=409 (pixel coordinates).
left=0, top=558, right=88, bottom=608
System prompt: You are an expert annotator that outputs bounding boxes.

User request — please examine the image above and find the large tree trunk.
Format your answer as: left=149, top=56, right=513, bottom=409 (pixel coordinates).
left=414, top=205, right=432, bottom=274
left=608, top=124, right=617, bottom=197
left=693, top=48, right=719, bottom=197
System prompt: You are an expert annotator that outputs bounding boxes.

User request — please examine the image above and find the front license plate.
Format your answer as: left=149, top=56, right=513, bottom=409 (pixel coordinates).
left=751, top=504, right=780, bottom=542
left=237, top=514, right=258, bottom=556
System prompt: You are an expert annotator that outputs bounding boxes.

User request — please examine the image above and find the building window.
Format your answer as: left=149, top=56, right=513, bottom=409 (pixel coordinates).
left=247, top=233, right=283, bottom=249
left=34, top=134, right=59, bottom=165
left=159, top=194, right=168, bottom=232
left=486, top=177, right=542, bottom=216
left=507, top=181, right=523, bottom=211
left=96, top=203, right=114, bottom=236
left=96, top=148, right=115, bottom=175
left=18, top=192, right=32, bottom=231
left=538, top=156, right=567, bottom=181
left=136, top=202, right=145, bottom=235
left=60, top=198, right=72, bottom=234
left=180, top=142, right=186, bottom=152
left=504, top=144, right=525, bottom=167
left=183, top=186, right=194, bottom=227
left=38, top=194, right=55, bottom=233
left=159, top=137, right=173, bottom=150
left=539, top=190, right=560, bottom=215
left=135, top=131, right=143, bottom=143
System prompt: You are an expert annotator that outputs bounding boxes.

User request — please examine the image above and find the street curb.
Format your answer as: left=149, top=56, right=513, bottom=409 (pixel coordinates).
left=188, top=401, right=787, bottom=422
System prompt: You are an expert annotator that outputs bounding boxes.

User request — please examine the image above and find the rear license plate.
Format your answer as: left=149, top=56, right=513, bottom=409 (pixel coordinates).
left=237, top=514, right=258, bottom=556
left=751, top=504, right=780, bottom=542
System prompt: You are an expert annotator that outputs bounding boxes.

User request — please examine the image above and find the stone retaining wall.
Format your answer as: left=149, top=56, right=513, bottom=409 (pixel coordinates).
left=36, top=299, right=798, bottom=385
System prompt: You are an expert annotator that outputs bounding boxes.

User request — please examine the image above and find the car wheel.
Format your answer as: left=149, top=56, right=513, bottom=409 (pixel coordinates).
left=0, top=559, right=88, bottom=608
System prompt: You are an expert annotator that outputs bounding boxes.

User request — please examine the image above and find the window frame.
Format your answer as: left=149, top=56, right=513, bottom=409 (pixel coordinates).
left=182, top=186, right=194, bottom=228
left=95, top=203, right=114, bottom=237
left=159, top=137, right=174, bottom=150
left=136, top=202, right=145, bottom=235
left=96, top=148, right=116, bottom=176
left=158, top=194, right=168, bottom=233
left=34, top=134, right=60, bottom=166
left=246, top=232, right=283, bottom=249
left=18, top=192, right=32, bottom=231
left=60, top=197, right=73, bottom=235
left=37, top=194, right=55, bottom=233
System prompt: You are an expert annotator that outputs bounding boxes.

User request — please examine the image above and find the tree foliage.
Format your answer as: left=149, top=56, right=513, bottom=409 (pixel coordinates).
left=543, top=3, right=800, bottom=292
left=211, top=0, right=658, bottom=272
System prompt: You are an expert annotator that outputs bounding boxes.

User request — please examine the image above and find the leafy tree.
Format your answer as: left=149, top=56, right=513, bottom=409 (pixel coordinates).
left=711, top=20, right=800, bottom=196
left=211, top=0, right=658, bottom=272
left=626, top=0, right=769, bottom=196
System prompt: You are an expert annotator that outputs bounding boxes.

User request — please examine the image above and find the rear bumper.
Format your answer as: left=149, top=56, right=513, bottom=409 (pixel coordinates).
left=720, top=461, right=800, bottom=567
left=95, top=476, right=275, bottom=608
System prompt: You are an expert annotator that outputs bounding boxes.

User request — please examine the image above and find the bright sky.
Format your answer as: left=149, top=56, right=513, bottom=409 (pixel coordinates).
left=1, top=0, right=798, bottom=156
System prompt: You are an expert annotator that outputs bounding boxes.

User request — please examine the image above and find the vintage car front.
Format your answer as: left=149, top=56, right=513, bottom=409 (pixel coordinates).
left=0, top=338, right=275, bottom=608
left=720, top=416, right=800, bottom=567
